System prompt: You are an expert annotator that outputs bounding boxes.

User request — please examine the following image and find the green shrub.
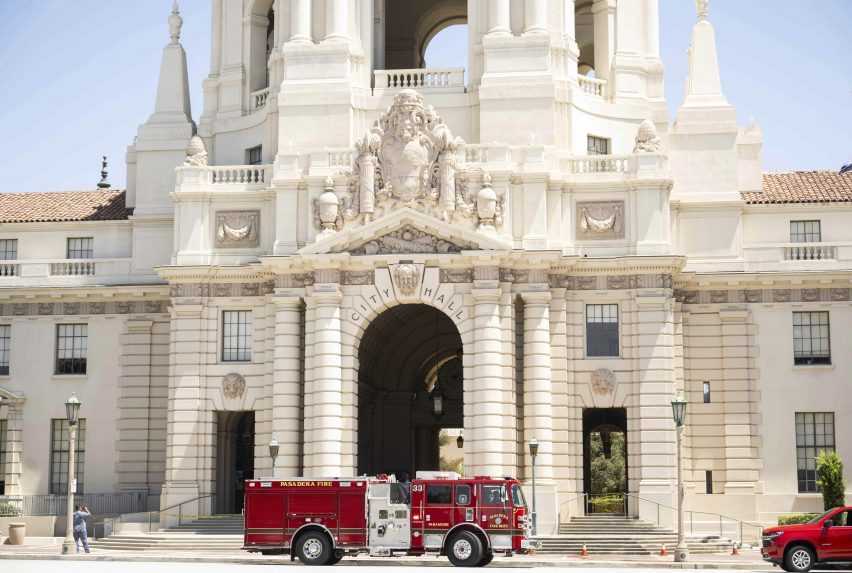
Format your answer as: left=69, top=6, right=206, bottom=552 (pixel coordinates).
left=590, top=495, right=624, bottom=514
left=0, top=502, right=20, bottom=517
left=816, top=451, right=846, bottom=510
left=778, top=514, right=820, bottom=525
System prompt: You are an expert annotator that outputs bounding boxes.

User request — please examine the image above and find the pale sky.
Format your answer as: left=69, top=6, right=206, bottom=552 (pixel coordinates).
left=0, top=0, right=849, bottom=194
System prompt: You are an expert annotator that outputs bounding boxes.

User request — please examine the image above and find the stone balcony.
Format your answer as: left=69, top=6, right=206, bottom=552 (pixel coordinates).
left=175, top=164, right=273, bottom=194
left=373, top=68, right=466, bottom=95
left=0, top=258, right=142, bottom=287
left=743, top=242, right=852, bottom=272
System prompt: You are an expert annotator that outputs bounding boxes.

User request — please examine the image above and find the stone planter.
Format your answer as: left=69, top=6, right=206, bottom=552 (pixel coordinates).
left=7, top=522, right=25, bottom=545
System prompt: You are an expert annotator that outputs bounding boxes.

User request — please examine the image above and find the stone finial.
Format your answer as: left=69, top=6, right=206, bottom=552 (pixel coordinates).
left=324, top=176, right=335, bottom=191
left=169, top=0, right=183, bottom=44
left=696, top=0, right=709, bottom=21
left=97, top=156, right=111, bottom=188
left=633, top=119, right=662, bottom=153
left=184, top=135, right=208, bottom=166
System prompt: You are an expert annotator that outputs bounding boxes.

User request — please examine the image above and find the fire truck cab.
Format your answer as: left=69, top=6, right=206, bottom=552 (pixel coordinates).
left=243, top=471, right=536, bottom=566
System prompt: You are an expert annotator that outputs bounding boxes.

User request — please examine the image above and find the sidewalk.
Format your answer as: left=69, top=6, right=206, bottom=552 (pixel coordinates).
left=0, top=538, right=772, bottom=569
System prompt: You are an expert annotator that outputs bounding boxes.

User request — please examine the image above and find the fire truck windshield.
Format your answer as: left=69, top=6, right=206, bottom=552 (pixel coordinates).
left=511, top=484, right=527, bottom=508
left=390, top=482, right=409, bottom=504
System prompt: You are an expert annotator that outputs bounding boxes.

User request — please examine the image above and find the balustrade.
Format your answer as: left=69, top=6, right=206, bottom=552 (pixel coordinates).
left=578, top=75, right=607, bottom=98
left=0, top=263, right=18, bottom=277
left=784, top=244, right=837, bottom=261
left=50, top=260, right=96, bottom=276
left=250, top=87, right=269, bottom=112
left=374, top=68, right=465, bottom=92
left=209, top=165, right=270, bottom=185
left=567, top=155, right=634, bottom=174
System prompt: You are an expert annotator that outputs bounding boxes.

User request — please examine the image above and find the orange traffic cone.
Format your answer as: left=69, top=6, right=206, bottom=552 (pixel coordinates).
left=580, top=544, right=589, bottom=557
left=659, top=544, right=668, bottom=556
left=731, top=543, right=740, bottom=556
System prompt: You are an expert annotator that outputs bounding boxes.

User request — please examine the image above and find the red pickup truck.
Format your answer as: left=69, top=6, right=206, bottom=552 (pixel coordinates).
left=762, top=507, right=852, bottom=572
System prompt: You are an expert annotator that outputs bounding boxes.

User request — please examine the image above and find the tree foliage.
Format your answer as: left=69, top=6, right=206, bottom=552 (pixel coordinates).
left=590, top=431, right=626, bottom=494
left=816, top=450, right=846, bottom=510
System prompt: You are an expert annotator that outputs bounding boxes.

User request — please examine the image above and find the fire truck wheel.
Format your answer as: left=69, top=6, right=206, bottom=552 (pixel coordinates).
left=479, top=550, right=494, bottom=567
left=328, top=550, right=345, bottom=565
left=447, top=530, right=484, bottom=567
left=295, top=531, right=333, bottom=566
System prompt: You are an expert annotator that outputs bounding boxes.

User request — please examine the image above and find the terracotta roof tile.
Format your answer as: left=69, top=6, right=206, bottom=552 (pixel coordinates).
left=744, top=171, right=852, bottom=204
left=0, top=190, right=131, bottom=223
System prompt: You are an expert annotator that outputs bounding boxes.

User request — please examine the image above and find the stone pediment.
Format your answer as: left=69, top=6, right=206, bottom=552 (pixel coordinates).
left=299, top=207, right=511, bottom=256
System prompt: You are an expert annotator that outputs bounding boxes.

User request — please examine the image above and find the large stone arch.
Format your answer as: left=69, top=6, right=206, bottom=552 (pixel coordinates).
left=385, top=0, right=467, bottom=69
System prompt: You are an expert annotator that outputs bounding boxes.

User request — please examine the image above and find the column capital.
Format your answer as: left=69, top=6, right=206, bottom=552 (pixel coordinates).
left=520, top=290, right=552, bottom=305
left=471, top=287, right=502, bottom=303
left=306, top=290, right=342, bottom=306
left=272, top=294, right=303, bottom=307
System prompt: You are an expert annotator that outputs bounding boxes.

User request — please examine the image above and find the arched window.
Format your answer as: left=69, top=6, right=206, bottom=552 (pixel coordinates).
left=265, top=6, right=274, bottom=89
left=422, top=23, right=468, bottom=76
left=248, top=0, right=274, bottom=95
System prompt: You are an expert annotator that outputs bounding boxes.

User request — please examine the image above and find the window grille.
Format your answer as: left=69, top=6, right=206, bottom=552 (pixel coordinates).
left=790, top=220, right=821, bottom=243
left=222, top=311, right=252, bottom=362
left=0, top=325, right=9, bottom=376
left=795, top=412, right=835, bottom=493
left=49, top=418, right=86, bottom=495
left=586, top=304, right=619, bottom=357
left=587, top=135, right=610, bottom=155
left=56, top=324, right=88, bottom=375
left=793, top=311, right=831, bottom=365
left=66, top=237, right=93, bottom=259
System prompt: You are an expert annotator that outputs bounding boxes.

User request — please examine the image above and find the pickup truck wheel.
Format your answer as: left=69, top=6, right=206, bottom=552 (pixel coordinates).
left=295, top=531, right=332, bottom=566
left=447, top=530, right=484, bottom=567
left=785, top=545, right=816, bottom=573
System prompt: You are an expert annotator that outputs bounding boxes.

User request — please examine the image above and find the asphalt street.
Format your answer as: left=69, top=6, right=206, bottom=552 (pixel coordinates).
left=2, top=562, right=782, bottom=573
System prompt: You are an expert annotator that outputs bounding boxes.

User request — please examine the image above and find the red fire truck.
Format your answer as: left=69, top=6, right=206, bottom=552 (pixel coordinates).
left=242, top=471, right=537, bottom=566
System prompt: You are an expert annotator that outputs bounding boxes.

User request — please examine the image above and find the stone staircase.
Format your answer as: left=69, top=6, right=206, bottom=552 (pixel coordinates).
left=91, top=514, right=245, bottom=552
left=536, top=515, right=735, bottom=556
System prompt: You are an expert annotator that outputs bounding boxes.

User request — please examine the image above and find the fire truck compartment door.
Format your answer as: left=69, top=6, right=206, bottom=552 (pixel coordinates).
left=368, top=484, right=410, bottom=549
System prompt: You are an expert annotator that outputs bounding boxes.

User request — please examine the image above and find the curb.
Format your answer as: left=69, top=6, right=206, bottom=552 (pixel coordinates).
left=0, top=553, right=772, bottom=569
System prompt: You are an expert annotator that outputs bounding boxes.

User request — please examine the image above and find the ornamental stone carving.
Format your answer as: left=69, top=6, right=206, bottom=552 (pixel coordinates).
left=392, top=262, right=421, bottom=296
left=215, top=210, right=260, bottom=248
left=184, top=135, right=208, bottom=166
left=318, top=89, right=503, bottom=238
left=591, top=368, right=616, bottom=396
left=576, top=201, right=625, bottom=240
left=315, top=177, right=342, bottom=238
left=222, top=373, right=246, bottom=399
left=345, top=225, right=472, bottom=256
left=633, top=119, right=662, bottom=153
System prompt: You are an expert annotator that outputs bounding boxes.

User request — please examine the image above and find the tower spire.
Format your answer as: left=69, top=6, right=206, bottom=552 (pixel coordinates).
left=97, top=156, right=111, bottom=189
left=696, top=0, right=709, bottom=21
left=679, top=0, right=729, bottom=110
left=169, top=1, right=182, bottom=45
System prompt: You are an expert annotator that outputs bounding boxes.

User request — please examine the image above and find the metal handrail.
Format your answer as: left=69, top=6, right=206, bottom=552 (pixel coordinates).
left=104, top=494, right=218, bottom=536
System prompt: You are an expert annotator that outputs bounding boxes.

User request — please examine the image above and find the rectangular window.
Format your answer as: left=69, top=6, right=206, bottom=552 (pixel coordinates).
left=0, top=239, right=17, bottom=261
left=587, top=135, right=610, bottom=155
left=481, top=484, right=505, bottom=506
left=795, top=412, right=835, bottom=493
left=0, top=325, right=9, bottom=376
left=793, top=311, right=831, bottom=365
left=586, top=304, right=619, bottom=357
left=55, top=324, right=87, bottom=375
left=426, top=484, right=452, bottom=505
left=222, top=311, right=252, bottom=362
left=66, top=237, right=93, bottom=259
left=49, top=418, right=86, bottom=495
left=0, top=419, right=7, bottom=495
left=705, top=470, right=713, bottom=494
left=455, top=484, right=471, bottom=506
left=790, top=220, right=821, bottom=243
left=703, top=381, right=711, bottom=403
left=246, top=145, right=263, bottom=165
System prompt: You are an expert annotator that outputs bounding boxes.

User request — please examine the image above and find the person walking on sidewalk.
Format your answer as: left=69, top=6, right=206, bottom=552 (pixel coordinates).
left=73, top=504, right=92, bottom=553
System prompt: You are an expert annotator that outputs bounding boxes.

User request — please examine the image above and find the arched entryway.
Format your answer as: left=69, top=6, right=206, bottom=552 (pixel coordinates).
left=357, top=304, right=463, bottom=477
left=215, top=411, right=255, bottom=514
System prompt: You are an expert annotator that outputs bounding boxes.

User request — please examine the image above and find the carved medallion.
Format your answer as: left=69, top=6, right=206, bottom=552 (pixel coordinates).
left=215, top=211, right=260, bottom=248
left=591, top=368, right=616, bottom=396
left=222, top=373, right=246, bottom=399
left=576, top=201, right=625, bottom=240
left=392, top=263, right=421, bottom=296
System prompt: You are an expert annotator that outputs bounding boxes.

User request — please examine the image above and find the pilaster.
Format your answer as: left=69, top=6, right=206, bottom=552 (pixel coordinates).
left=272, top=295, right=305, bottom=477
left=0, top=394, right=25, bottom=495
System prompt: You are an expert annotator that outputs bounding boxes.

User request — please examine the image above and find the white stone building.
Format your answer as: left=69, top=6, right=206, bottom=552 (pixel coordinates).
left=0, top=0, right=850, bottom=535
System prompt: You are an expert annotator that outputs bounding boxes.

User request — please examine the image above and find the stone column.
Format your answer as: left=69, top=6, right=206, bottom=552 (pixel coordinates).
left=487, top=0, right=511, bottom=36
left=289, top=0, right=312, bottom=44
left=272, top=295, right=304, bottom=477
left=592, top=0, right=615, bottom=83
left=563, top=0, right=579, bottom=77
left=469, top=283, right=513, bottom=477
left=304, top=286, right=344, bottom=477
left=116, top=319, right=154, bottom=493
left=325, top=0, right=349, bottom=42
left=524, top=0, right=549, bottom=35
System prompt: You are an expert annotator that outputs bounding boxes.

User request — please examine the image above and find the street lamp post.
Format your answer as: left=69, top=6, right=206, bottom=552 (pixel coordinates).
left=268, top=436, right=279, bottom=477
left=61, top=393, right=81, bottom=555
left=671, top=395, right=688, bottom=563
left=528, top=438, right=539, bottom=537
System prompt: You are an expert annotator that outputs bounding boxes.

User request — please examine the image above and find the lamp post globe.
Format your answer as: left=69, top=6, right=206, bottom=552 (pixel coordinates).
left=61, top=393, right=82, bottom=555
left=268, top=436, right=280, bottom=476
left=671, top=395, right=688, bottom=562
left=528, top=438, right=539, bottom=537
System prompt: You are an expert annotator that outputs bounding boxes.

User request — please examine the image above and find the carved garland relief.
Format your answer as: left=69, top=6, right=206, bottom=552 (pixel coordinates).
left=215, top=210, right=260, bottom=248
left=576, top=201, right=625, bottom=241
